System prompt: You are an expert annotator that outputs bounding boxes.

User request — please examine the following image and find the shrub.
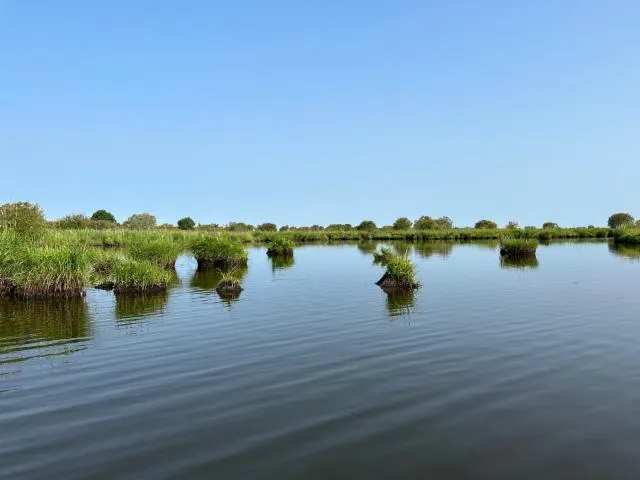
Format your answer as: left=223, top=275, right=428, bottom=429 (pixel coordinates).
left=56, top=214, right=93, bottom=229
left=393, top=217, right=412, bottom=230
left=123, top=213, right=157, bottom=230
left=266, top=238, right=294, bottom=257
left=177, top=217, right=196, bottom=230
left=326, top=223, right=353, bottom=231
left=505, top=221, right=519, bottom=229
left=543, top=222, right=559, bottom=229
left=608, top=212, right=634, bottom=229
left=499, top=238, right=538, bottom=258
left=475, top=219, right=498, bottom=229
left=227, top=222, right=254, bottom=232
left=0, top=202, right=46, bottom=239
left=257, top=222, right=277, bottom=232
left=91, top=210, right=117, bottom=223
left=357, top=220, right=377, bottom=231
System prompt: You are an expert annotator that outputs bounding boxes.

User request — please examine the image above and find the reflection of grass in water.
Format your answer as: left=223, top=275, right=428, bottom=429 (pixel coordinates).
left=414, top=241, right=454, bottom=258
left=500, top=256, right=539, bottom=269
left=391, top=242, right=411, bottom=257
left=115, top=292, right=169, bottom=320
left=0, top=298, right=90, bottom=361
left=190, top=267, right=248, bottom=291
left=271, top=256, right=295, bottom=271
left=609, top=243, right=640, bottom=261
left=385, top=289, right=416, bottom=317
left=357, top=241, right=378, bottom=254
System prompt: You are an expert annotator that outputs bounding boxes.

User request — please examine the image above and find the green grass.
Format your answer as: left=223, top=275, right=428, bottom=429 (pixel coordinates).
left=127, top=237, right=182, bottom=269
left=266, top=238, right=294, bottom=257
left=190, top=235, right=248, bottom=269
left=112, top=258, right=171, bottom=294
left=372, top=247, right=394, bottom=265
left=612, top=228, right=640, bottom=245
left=499, top=238, right=538, bottom=258
left=375, top=252, right=420, bottom=291
left=5, top=244, right=94, bottom=298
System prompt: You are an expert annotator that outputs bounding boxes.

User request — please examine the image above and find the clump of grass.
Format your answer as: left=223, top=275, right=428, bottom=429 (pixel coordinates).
left=266, top=238, right=294, bottom=257
left=127, top=237, right=182, bottom=269
left=215, top=268, right=244, bottom=300
left=112, top=258, right=171, bottom=294
left=375, top=252, right=420, bottom=291
left=190, top=235, right=248, bottom=270
left=372, top=247, right=394, bottom=265
left=612, top=228, right=640, bottom=245
left=7, top=244, right=93, bottom=298
left=499, top=238, right=538, bottom=258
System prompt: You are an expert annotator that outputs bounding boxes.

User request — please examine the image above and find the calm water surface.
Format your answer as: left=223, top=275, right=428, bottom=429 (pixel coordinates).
left=2, top=241, right=640, bottom=479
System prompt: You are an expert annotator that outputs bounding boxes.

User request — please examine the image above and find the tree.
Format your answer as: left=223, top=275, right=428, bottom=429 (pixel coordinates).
left=123, top=213, right=157, bottom=230
left=393, top=217, right=412, bottom=230
left=414, top=216, right=453, bottom=230
left=227, top=222, right=254, bottom=232
left=177, top=217, right=195, bottom=230
left=475, top=219, right=498, bottom=229
left=543, top=222, right=559, bottom=229
left=279, top=225, right=290, bottom=232
left=356, top=220, right=377, bottom=231
left=257, top=222, right=277, bottom=232
left=326, top=224, right=352, bottom=231
left=0, top=202, right=46, bottom=238
left=608, top=212, right=634, bottom=229
left=505, top=221, right=519, bottom=230
left=90, top=209, right=116, bottom=223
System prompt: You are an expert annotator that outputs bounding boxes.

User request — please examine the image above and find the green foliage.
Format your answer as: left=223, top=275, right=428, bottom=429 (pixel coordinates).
left=91, top=210, right=117, bottom=223
left=475, top=219, right=498, bottom=229
left=543, top=222, right=559, bottom=229
left=257, top=222, right=277, bottom=232
left=56, top=214, right=93, bottom=229
left=372, top=247, right=394, bottom=265
left=392, top=217, right=412, bottom=230
left=266, top=238, right=294, bottom=257
left=190, top=235, right=248, bottom=269
left=326, top=223, right=353, bottom=231
left=112, top=257, right=171, bottom=293
left=227, top=222, right=254, bottom=232
left=279, top=225, right=290, bottom=232
left=177, top=217, right=196, bottom=230
left=413, top=216, right=453, bottom=230
left=123, top=213, right=157, bottom=230
left=505, top=221, right=519, bottom=229
left=0, top=202, right=46, bottom=239
left=608, top=212, right=634, bottom=229
left=127, top=237, right=182, bottom=269
left=357, top=220, right=377, bottom=231
left=612, top=228, right=640, bottom=245
left=500, top=238, right=538, bottom=258
left=115, top=292, right=169, bottom=320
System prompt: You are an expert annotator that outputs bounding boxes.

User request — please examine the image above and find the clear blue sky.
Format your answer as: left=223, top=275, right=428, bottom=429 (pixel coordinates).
left=1, top=1, right=638, bottom=227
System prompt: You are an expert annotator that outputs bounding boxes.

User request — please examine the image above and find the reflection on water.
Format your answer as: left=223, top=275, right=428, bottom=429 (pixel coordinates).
left=500, top=255, right=539, bottom=269
left=0, top=298, right=90, bottom=364
left=385, top=289, right=416, bottom=317
left=190, top=267, right=247, bottom=305
left=115, top=292, right=169, bottom=322
left=391, top=242, right=412, bottom=256
left=271, top=256, right=295, bottom=271
left=414, top=241, right=454, bottom=258
left=356, top=241, right=378, bottom=254
left=609, top=243, right=640, bottom=261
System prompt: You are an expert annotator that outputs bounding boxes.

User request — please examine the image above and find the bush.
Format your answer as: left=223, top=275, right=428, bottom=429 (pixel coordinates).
left=357, top=220, right=377, bottom=231
left=227, top=222, right=254, bottom=232
left=326, top=224, right=353, bottom=231
left=91, top=210, right=117, bottom=223
left=543, top=222, right=559, bottom=229
left=56, top=214, right=93, bottom=229
left=257, top=222, right=277, bottom=232
left=123, top=213, right=157, bottom=230
left=413, top=216, right=452, bottom=230
left=177, top=217, right=196, bottom=230
left=0, top=202, right=46, bottom=239
left=392, top=217, right=412, bottom=230
left=505, top=221, right=519, bottom=229
left=475, top=219, right=498, bottom=229
left=608, top=212, right=634, bottom=229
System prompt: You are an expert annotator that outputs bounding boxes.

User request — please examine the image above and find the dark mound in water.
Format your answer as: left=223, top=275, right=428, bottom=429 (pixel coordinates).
left=94, top=281, right=115, bottom=291
left=113, top=284, right=167, bottom=295
left=376, top=272, right=420, bottom=292
left=196, top=258, right=247, bottom=270
left=215, top=279, right=243, bottom=296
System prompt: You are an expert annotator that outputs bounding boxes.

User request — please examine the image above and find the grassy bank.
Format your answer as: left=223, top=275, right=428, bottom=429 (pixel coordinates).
left=499, top=238, right=538, bottom=259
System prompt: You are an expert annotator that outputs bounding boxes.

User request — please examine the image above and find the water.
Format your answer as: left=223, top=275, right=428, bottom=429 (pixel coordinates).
left=2, top=241, right=640, bottom=479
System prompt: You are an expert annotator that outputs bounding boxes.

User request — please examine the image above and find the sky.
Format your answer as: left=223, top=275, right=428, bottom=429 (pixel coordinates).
left=1, top=1, right=639, bottom=228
